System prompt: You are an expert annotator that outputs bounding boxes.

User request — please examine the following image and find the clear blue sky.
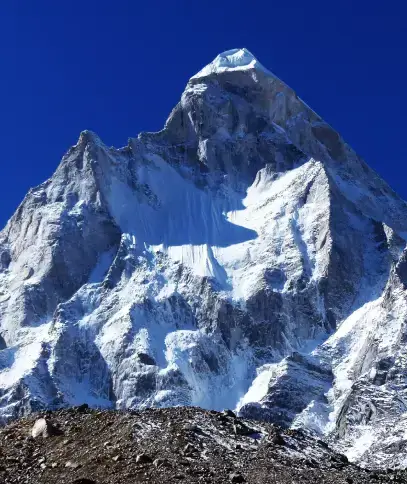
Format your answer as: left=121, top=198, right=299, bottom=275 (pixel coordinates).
left=1, top=1, right=406, bottom=227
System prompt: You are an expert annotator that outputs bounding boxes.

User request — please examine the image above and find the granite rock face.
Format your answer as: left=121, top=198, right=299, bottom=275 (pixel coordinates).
left=1, top=48, right=407, bottom=467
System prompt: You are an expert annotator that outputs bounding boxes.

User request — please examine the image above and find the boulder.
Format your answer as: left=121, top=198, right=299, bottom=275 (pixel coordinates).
left=31, top=418, right=61, bottom=438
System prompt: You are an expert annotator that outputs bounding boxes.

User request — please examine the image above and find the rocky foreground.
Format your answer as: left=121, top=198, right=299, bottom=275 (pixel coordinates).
left=0, top=407, right=405, bottom=484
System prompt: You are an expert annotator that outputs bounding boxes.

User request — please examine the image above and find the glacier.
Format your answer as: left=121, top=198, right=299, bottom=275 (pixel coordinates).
left=1, top=48, right=407, bottom=467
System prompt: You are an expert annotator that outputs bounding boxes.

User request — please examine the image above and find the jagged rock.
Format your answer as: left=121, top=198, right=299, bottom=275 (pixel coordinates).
left=75, top=404, right=89, bottom=413
left=270, top=433, right=285, bottom=446
left=222, top=409, right=237, bottom=418
left=137, top=353, right=156, bottom=366
left=233, top=422, right=257, bottom=436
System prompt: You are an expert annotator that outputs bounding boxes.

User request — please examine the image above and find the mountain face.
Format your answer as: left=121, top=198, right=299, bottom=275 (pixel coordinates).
left=1, top=48, right=407, bottom=468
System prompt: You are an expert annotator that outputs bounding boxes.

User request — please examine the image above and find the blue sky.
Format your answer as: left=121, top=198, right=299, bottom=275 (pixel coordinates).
left=1, top=1, right=406, bottom=227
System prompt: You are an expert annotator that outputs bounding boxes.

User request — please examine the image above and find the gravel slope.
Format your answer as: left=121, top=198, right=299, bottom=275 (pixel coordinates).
left=0, top=406, right=405, bottom=484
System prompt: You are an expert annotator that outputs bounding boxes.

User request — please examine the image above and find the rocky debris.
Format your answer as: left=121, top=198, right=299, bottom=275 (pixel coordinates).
left=0, top=406, right=406, bottom=484
left=31, top=418, right=61, bottom=438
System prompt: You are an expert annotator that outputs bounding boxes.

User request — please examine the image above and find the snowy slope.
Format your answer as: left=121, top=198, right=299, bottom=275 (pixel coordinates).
left=1, top=48, right=407, bottom=467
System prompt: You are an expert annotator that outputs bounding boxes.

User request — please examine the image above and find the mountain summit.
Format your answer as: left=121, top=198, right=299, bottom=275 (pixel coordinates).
left=1, top=50, right=407, bottom=468
left=191, top=48, right=272, bottom=78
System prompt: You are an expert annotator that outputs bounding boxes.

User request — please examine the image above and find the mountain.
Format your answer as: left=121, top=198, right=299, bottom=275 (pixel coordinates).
left=1, top=48, right=407, bottom=468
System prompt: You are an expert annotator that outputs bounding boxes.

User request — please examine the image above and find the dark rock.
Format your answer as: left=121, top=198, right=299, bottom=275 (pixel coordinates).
left=338, top=453, right=349, bottom=464
left=72, top=480, right=98, bottom=484
left=183, top=443, right=196, bottom=455
left=183, top=424, right=202, bottom=434
left=76, top=403, right=89, bottom=413
left=229, top=472, right=246, bottom=483
left=137, top=352, right=156, bottom=366
left=271, top=433, right=285, bottom=445
left=233, top=422, right=256, bottom=436
left=136, top=453, right=152, bottom=464
left=153, top=458, right=172, bottom=468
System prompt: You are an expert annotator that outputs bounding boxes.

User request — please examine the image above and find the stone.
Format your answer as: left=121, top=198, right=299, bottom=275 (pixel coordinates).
left=271, top=433, right=285, bottom=446
left=183, top=424, right=202, bottom=434
left=76, top=403, right=89, bottom=413
left=183, top=443, right=196, bottom=455
left=229, top=472, right=246, bottom=483
left=233, top=422, right=256, bottom=436
left=222, top=409, right=237, bottom=418
left=72, top=480, right=98, bottom=484
left=137, top=352, right=156, bottom=366
left=153, top=458, right=171, bottom=468
left=31, top=419, right=60, bottom=438
left=136, top=453, right=152, bottom=464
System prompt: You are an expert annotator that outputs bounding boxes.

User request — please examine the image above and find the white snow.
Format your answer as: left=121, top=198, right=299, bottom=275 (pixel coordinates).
left=346, top=427, right=376, bottom=461
left=164, top=329, right=252, bottom=410
left=236, top=364, right=275, bottom=410
left=88, top=248, right=117, bottom=284
left=191, top=48, right=274, bottom=80
left=0, top=324, right=53, bottom=388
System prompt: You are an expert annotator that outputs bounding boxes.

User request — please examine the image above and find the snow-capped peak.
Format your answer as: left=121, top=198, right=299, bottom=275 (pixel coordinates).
left=191, top=48, right=273, bottom=80
left=2, top=43, right=407, bottom=471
